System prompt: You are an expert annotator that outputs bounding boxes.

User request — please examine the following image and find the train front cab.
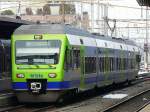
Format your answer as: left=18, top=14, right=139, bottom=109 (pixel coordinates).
left=12, top=34, right=70, bottom=102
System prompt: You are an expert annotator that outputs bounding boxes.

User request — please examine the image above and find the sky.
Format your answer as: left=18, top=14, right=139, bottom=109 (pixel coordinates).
left=0, top=0, right=146, bottom=19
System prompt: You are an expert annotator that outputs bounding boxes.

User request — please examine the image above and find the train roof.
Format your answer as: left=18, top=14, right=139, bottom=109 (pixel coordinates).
left=14, top=24, right=137, bottom=46
left=14, top=24, right=91, bottom=36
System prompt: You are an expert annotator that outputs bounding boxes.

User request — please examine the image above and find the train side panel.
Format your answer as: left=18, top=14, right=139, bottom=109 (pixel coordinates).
left=64, top=34, right=141, bottom=91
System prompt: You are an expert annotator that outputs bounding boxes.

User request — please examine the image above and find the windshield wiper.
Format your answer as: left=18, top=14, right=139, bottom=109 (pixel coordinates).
left=16, top=54, right=56, bottom=59
left=48, top=65, right=56, bottom=69
left=16, top=55, right=33, bottom=60
left=16, top=54, right=58, bottom=65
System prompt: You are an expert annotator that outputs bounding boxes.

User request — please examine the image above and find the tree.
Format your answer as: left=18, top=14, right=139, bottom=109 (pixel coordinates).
left=59, top=4, right=75, bottom=15
left=1, top=10, right=14, bottom=15
left=26, top=8, right=33, bottom=15
left=43, top=4, right=51, bottom=15
left=36, top=8, right=43, bottom=15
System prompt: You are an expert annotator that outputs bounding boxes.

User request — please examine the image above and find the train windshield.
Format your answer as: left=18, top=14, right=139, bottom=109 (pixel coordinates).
left=15, top=40, right=61, bottom=65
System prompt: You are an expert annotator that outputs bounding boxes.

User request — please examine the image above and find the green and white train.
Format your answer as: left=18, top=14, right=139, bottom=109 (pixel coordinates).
left=11, top=24, right=141, bottom=102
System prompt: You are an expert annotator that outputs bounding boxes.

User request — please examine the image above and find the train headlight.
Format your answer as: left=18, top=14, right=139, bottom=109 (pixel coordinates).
left=48, top=73, right=56, bottom=78
left=16, top=74, right=24, bottom=78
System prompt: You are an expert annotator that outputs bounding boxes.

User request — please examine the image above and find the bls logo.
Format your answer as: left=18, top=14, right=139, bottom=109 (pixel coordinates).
left=30, top=82, right=41, bottom=93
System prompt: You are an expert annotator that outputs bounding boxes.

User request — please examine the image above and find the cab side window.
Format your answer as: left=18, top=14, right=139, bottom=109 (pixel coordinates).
left=73, top=49, right=80, bottom=68
left=64, top=47, right=80, bottom=70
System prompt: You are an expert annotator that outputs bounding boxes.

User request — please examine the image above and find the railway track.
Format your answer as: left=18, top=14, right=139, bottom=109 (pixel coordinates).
left=0, top=104, right=56, bottom=112
left=135, top=101, right=150, bottom=112
left=0, top=105, right=25, bottom=112
left=30, top=105, right=56, bottom=112
left=33, top=77, right=150, bottom=112
left=102, top=89, right=150, bottom=112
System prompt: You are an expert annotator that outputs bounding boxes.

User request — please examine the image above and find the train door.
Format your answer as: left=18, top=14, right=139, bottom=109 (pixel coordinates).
left=71, top=46, right=81, bottom=81
left=80, top=44, right=85, bottom=90
left=120, top=45, right=125, bottom=82
left=64, top=46, right=81, bottom=88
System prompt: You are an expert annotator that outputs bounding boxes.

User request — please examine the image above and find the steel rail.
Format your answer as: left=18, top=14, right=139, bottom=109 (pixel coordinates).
left=0, top=105, right=25, bottom=112
left=0, top=104, right=55, bottom=112
left=102, top=89, right=150, bottom=112
left=31, top=105, right=55, bottom=112
left=134, top=101, right=150, bottom=112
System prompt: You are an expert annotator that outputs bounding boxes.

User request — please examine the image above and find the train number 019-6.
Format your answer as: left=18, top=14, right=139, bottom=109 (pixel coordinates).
left=30, top=74, right=43, bottom=78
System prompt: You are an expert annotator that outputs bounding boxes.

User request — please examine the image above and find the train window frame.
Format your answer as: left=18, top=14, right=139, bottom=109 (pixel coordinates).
left=117, top=58, right=119, bottom=70
left=101, top=57, right=104, bottom=72
left=120, top=45, right=123, bottom=49
left=80, top=39, right=84, bottom=44
left=15, top=40, right=62, bottom=65
left=99, top=57, right=101, bottom=72
left=110, top=57, right=113, bottom=71
left=85, top=56, right=96, bottom=74
left=136, top=55, right=141, bottom=62
left=73, top=48, right=80, bottom=69
left=105, top=42, right=107, bottom=47
left=69, top=47, right=81, bottom=70
left=64, top=47, right=70, bottom=71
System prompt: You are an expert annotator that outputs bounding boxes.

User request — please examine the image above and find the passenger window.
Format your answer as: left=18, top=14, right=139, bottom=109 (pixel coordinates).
left=85, top=57, right=96, bottom=74
left=80, top=39, right=84, bottom=44
left=136, top=55, right=141, bottom=62
left=65, top=47, right=80, bottom=70
left=64, top=47, right=70, bottom=71
left=73, top=49, right=80, bottom=69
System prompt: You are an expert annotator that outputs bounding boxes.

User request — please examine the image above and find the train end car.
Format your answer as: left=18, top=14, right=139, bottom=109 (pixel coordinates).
left=11, top=25, right=71, bottom=102
left=11, top=24, right=141, bottom=102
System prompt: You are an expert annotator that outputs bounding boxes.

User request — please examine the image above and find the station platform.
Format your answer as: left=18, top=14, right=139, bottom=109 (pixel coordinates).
left=139, top=103, right=150, bottom=112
